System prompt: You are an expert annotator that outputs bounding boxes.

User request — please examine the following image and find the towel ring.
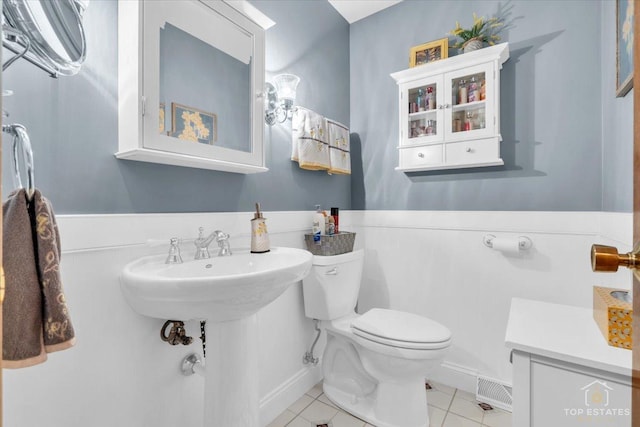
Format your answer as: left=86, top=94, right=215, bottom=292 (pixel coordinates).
left=3, top=123, right=35, bottom=200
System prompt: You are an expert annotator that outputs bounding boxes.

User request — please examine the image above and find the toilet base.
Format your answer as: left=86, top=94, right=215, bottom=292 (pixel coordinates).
left=323, top=382, right=429, bottom=427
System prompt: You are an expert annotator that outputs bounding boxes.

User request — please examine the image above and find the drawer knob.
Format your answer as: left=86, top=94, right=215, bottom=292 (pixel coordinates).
left=466, top=147, right=472, bottom=153
left=418, top=152, right=425, bottom=158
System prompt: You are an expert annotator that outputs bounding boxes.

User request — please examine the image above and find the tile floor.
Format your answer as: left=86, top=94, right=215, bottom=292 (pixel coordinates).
left=267, top=381, right=512, bottom=427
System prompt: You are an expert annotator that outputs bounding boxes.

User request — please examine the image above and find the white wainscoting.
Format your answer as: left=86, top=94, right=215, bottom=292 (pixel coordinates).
left=4, top=211, right=328, bottom=427
left=3, top=210, right=631, bottom=426
left=346, top=210, right=632, bottom=393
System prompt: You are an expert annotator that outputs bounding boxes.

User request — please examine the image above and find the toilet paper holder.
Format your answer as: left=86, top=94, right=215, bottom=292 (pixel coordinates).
left=483, top=234, right=532, bottom=251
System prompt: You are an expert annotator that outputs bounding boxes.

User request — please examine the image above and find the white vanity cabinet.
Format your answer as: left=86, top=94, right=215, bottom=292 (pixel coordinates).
left=506, top=298, right=631, bottom=427
left=391, top=43, right=509, bottom=172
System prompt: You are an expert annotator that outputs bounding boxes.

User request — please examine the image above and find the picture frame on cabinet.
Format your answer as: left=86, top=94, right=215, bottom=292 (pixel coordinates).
left=616, top=0, right=633, bottom=97
left=171, top=102, right=218, bottom=145
left=409, top=38, right=449, bottom=68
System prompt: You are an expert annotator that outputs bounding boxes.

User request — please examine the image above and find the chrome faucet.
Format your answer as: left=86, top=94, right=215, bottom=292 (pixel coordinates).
left=193, top=227, right=232, bottom=259
left=166, top=238, right=183, bottom=264
left=215, top=230, right=232, bottom=256
left=194, top=227, right=214, bottom=259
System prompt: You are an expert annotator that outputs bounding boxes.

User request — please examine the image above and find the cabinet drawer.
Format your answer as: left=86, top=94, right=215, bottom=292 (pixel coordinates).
left=399, top=145, right=443, bottom=168
left=445, top=139, right=499, bottom=164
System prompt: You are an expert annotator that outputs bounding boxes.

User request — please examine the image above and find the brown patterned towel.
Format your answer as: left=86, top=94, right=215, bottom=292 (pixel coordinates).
left=33, top=189, right=75, bottom=353
left=2, top=189, right=46, bottom=368
left=2, top=189, right=75, bottom=368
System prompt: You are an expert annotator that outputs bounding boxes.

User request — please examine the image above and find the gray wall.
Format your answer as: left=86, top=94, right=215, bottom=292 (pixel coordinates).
left=2, top=0, right=350, bottom=214
left=350, top=0, right=615, bottom=211
left=2, top=0, right=632, bottom=214
left=601, top=0, right=633, bottom=213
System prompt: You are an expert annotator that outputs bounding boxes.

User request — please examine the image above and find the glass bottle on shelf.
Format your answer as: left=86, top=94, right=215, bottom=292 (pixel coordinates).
left=479, top=110, right=485, bottom=129
left=454, top=115, right=462, bottom=132
left=427, top=87, right=435, bottom=110
left=464, top=111, right=473, bottom=131
left=426, top=120, right=435, bottom=135
left=480, top=79, right=486, bottom=101
left=468, top=77, right=478, bottom=103
left=458, top=79, right=467, bottom=105
left=452, top=80, right=458, bottom=106
left=416, top=89, right=425, bottom=112
left=417, top=119, right=426, bottom=136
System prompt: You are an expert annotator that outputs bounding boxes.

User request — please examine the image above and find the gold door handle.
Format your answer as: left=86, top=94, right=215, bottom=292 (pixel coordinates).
left=591, top=244, right=640, bottom=272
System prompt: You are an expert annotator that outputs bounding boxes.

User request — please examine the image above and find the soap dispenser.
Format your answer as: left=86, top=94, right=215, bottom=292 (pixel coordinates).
left=251, top=203, right=270, bottom=253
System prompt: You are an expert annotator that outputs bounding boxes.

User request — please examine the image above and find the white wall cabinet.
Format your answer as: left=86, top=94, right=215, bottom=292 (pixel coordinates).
left=391, top=43, right=509, bottom=172
left=116, top=0, right=273, bottom=173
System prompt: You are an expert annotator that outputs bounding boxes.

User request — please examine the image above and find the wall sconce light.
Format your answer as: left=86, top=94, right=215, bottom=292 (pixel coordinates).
left=265, top=73, right=300, bottom=125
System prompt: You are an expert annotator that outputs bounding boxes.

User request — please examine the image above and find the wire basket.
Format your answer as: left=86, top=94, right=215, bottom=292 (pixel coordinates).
left=304, top=232, right=356, bottom=256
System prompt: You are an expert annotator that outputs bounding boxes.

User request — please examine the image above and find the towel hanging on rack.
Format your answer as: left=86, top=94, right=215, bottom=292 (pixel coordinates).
left=2, top=188, right=76, bottom=368
left=2, top=123, right=75, bottom=368
left=2, top=189, right=45, bottom=367
left=32, top=189, right=75, bottom=354
left=327, top=119, right=351, bottom=175
left=291, top=107, right=330, bottom=170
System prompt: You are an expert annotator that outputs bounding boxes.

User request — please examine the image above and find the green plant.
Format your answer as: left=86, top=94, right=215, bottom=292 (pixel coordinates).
left=448, top=13, right=503, bottom=49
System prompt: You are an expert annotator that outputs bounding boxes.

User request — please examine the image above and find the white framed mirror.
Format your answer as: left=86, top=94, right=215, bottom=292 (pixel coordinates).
left=116, top=0, right=273, bottom=174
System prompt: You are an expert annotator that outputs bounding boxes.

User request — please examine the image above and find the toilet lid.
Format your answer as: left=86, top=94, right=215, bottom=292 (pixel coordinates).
left=351, top=308, right=451, bottom=349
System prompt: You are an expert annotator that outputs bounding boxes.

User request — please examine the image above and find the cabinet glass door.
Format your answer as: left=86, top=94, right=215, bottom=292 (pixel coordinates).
left=445, top=63, right=494, bottom=141
left=404, top=77, right=442, bottom=145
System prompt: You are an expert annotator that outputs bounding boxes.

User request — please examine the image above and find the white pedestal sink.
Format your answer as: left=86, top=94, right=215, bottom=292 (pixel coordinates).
left=120, top=247, right=313, bottom=426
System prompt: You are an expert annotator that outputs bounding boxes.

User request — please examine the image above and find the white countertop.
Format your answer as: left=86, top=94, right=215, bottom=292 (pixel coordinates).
left=505, top=298, right=632, bottom=376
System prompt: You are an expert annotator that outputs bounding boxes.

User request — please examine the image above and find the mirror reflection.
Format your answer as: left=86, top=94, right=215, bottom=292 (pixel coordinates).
left=158, top=22, right=251, bottom=153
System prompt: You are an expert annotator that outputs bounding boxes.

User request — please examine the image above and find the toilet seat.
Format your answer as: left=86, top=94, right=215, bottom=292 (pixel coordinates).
left=351, top=308, right=451, bottom=350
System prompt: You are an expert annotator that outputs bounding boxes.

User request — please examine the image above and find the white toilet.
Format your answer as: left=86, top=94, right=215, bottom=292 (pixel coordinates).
left=302, top=249, right=451, bottom=427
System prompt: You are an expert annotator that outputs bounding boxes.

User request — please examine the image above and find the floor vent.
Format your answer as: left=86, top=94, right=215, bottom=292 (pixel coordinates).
left=476, top=375, right=512, bottom=412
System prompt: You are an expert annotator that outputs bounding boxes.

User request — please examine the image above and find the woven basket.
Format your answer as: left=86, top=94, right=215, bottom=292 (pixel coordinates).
left=304, top=232, right=356, bottom=256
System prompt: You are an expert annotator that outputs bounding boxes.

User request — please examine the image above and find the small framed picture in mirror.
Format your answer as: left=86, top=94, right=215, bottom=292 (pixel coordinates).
left=410, top=38, right=449, bottom=68
left=171, top=102, right=218, bottom=145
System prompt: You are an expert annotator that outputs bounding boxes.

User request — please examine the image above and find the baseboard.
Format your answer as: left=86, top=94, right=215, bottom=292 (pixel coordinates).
left=259, top=365, right=323, bottom=426
left=430, top=361, right=480, bottom=395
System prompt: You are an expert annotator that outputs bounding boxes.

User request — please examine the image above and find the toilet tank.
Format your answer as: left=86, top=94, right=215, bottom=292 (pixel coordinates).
left=302, top=249, right=364, bottom=320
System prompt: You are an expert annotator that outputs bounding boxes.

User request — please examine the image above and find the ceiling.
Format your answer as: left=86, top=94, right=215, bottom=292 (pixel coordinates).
left=327, top=0, right=403, bottom=24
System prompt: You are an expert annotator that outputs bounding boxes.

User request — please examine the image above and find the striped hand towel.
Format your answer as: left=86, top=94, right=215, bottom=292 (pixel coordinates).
left=327, top=119, right=351, bottom=175
left=291, top=107, right=330, bottom=170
